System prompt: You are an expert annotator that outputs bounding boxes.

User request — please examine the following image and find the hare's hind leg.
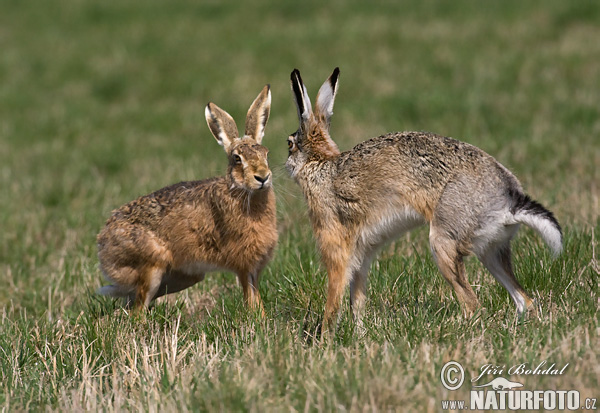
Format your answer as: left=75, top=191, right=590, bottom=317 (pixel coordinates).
left=134, top=265, right=166, bottom=308
left=99, top=264, right=165, bottom=309
left=478, top=243, right=534, bottom=315
left=98, top=223, right=171, bottom=309
left=429, top=228, right=480, bottom=316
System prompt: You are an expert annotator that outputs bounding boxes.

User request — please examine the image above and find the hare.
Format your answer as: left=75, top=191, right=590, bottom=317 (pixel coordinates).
left=97, top=85, right=277, bottom=312
left=286, top=68, right=562, bottom=330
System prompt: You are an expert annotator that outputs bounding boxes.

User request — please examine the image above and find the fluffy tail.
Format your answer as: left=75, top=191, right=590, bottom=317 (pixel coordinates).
left=96, top=284, right=132, bottom=298
left=509, top=190, right=563, bottom=256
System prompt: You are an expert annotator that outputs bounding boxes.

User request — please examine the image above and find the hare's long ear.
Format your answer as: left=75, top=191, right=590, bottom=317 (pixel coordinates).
left=244, top=85, right=271, bottom=144
left=315, top=67, right=340, bottom=127
left=205, top=102, right=239, bottom=152
left=290, top=69, right=312, bottom=128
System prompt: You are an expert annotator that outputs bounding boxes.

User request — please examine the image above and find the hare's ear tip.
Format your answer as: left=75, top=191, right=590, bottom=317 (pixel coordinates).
left=205, top=103, right=218, bottom=121
left=331, top=67, right=340, bottom=80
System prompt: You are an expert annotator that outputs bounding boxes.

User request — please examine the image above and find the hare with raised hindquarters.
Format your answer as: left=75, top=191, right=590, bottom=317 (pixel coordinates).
left=97, top=85, right=277, bottom=313
left=286, top=68, right=562, bottom=331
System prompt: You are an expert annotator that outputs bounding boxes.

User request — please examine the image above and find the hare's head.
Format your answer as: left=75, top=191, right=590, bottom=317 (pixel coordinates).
left=205, top=85, right=272, bottom=192
left=286, top=68, right=341, bottom=177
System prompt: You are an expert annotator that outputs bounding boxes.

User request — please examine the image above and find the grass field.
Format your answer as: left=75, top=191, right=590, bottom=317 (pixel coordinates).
left=0, top=0, right=598, bottom=410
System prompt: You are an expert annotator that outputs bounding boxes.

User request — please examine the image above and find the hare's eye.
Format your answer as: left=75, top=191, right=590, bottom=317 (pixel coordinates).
left=233, top=154, right=242, bottom=165
left=287, top=140, right=293, bottom=149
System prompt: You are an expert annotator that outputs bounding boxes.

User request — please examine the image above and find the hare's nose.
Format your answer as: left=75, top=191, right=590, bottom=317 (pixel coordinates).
left=254, top=173, right=270, bottom=184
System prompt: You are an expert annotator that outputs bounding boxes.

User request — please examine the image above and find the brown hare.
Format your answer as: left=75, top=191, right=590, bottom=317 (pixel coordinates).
left=97, top=85, right=277, bottom=313
left=286, top=68, right=562, bottom=331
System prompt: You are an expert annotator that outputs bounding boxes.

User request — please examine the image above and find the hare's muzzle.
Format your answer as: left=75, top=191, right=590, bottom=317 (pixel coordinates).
left=254, top=172, right=271, bottom=189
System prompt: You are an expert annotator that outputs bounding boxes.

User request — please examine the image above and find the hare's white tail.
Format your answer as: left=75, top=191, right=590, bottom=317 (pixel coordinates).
left=509, top=190, right=562, bottom=256
left=96, top=284, right=132, bottom=298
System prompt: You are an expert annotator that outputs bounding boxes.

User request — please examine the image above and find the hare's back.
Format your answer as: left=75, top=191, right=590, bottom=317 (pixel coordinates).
left=106, top=178, right=223, bottom=230
left=336, top=132, right=489, bottom=191
left=351, top=132, right=487, bottom=165
left=332, top=132, right=514, bottom=219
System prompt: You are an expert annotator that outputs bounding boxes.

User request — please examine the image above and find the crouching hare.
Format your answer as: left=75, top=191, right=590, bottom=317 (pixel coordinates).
left=286, top=68, right=561, bottom=331
left=97, top=85, right=277, bottom=313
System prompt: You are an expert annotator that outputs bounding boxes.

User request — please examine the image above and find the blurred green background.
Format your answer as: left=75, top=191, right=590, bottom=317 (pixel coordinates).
left=3, top=1, right=598, bottom=303
left=0, top=0, right=598, bottom=409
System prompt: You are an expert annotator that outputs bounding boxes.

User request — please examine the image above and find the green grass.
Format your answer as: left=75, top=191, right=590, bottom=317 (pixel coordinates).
left=0, top=0, right=598, bottom=410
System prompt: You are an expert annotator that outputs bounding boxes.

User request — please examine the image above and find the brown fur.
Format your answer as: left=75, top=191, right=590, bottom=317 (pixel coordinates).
left=97, top=86, right=277, bottom=313
left=286, top=68, right=561, bottom=331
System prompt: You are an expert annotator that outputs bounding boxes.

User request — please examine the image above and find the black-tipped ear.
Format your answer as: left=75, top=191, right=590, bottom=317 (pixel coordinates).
left=244, top=84, right=271, bottom=144
left=290, top=69, right=312, bottom=126
left=329, top=67, right=340, bottom=89
left=315, top=67, right=340, bottom=125
left=291, top=69, right=304, bottom=117
left=205, top=102, right=239, bottom=151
